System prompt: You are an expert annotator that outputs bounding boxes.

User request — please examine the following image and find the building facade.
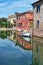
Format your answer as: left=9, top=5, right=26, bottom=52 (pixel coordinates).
left=32, top=0, right=43, bottom=37
left=7, top=14, right=17, bottom=28
left=16, top=10, right=33, bottom=32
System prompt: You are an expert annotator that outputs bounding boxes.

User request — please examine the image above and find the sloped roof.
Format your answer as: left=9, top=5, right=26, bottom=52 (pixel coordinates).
left=15, top=10, right=33, bottom=16
left=8, top=14, right=16, bottom=19
left=32, top=0, right=42, bottom=5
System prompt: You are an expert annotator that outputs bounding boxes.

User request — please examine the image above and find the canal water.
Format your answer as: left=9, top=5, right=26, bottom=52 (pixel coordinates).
left=0, top=31, right=32, bottom=65
left=0, top=31, right=43, bottom=65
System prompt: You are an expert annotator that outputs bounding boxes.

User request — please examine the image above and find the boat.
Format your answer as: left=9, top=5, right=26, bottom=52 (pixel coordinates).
left=22, top=32, right=31, bottom=37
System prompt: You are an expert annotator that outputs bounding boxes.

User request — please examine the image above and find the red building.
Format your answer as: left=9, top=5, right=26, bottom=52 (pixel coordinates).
left=16, top=10, right=33, bottom=32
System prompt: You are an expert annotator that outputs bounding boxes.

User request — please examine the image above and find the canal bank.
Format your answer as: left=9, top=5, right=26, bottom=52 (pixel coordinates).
left=0, top=27, right=17, bottom=31
left=33, top=30, right=43, bottom=38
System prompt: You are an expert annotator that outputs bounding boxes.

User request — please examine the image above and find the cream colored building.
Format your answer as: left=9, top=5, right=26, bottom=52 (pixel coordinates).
left=32, top=0, right=43, bottom=37
left=7, top=14, right=17, bottom=27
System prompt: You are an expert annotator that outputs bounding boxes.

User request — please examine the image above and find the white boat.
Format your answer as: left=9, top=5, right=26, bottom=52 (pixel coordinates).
left=22, top=37, right=30, bottom=41
left=22, top=32, right=31, bottom=37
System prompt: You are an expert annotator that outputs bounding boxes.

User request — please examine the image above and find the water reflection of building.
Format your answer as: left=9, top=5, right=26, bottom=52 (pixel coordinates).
left=32, top=37, right=43, bottom=65
left=16, top=34, right=32, bottom=50
left=7, top=33, right=16, bottom=43
left=7, top=32, right=32, bottom=50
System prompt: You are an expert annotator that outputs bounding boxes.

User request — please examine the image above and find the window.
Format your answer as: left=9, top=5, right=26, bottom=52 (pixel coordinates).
left=17, top=23, right=19, bottom=26
left=36, top=5, right=40, bottom=13
left=17, top=16, right=18, bottom=20
left=19, top=23, right=22, bottom=27
left=37, top=20, right=40, bottom=28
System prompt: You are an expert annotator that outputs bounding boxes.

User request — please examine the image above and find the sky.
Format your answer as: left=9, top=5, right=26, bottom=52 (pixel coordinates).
left=0, top=0, right=38, bottom=18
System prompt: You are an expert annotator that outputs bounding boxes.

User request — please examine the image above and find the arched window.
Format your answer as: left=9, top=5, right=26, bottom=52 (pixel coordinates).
left=37, top=20, right=40, bottom=28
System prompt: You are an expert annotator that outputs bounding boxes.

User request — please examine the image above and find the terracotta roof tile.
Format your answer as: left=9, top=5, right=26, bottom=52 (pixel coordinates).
left=15, top=10, right=33, bottom=16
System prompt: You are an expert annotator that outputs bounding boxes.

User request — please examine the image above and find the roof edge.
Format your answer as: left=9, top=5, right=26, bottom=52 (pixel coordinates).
left=15, top=10, right=33, bottom=16
left=32, top=0, right=40, bottom=5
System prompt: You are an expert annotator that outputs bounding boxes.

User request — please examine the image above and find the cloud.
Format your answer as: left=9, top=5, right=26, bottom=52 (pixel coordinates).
left=0, top=0, right=38, bottom=17
left=0, top=0, right=20, bottom=3
left=0, top=0, right=29, bottom=8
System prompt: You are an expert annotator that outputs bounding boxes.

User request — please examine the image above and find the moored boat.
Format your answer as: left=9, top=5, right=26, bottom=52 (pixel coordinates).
left=22, top=32, right=31, bottom=37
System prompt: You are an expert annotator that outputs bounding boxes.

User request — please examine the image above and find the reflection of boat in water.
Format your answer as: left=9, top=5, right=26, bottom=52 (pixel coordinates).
left=22, top=37, right=30, bottom=42
left=22, top=32, right=31, bottom=37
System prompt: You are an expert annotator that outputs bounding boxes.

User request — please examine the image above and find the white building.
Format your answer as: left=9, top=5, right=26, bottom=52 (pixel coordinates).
left=7, top=14, right=17, bottom=27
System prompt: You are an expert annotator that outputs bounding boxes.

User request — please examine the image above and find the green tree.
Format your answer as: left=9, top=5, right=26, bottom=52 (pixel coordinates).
left=0, top=17, right=7, bottom=27
left=30, top=21, right=33, bottom=28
